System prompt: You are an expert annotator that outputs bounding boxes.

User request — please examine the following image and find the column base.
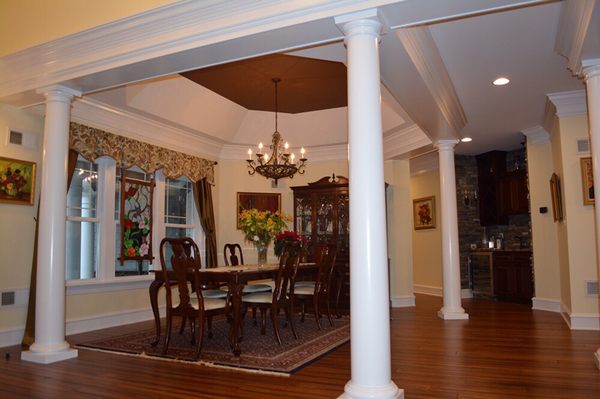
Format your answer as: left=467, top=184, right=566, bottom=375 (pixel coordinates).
left=437, top=308, right=469, bottom=320
left=339, top=380, right=404, bottom=399
left=594, top=348, right=600, bottom=370
left=22, top=342, right=78, bottom=364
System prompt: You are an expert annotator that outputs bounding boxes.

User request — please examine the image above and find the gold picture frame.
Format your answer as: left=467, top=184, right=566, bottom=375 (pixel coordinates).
left=0, top=156, right=36, bottom=205
left=237, top=192, right=281, bottom=229
left=550, top=173, right=563, bottom=222
left=413, top=196, right=435, bottom=230
left=580, top=157, right=594, bottom=205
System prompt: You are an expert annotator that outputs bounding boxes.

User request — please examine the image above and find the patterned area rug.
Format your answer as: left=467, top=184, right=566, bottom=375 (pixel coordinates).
left=76, top=314, right=350, bottom=375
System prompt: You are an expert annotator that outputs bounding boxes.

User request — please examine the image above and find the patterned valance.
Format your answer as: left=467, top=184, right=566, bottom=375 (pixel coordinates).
left=69, top=122, right=215, bottom=184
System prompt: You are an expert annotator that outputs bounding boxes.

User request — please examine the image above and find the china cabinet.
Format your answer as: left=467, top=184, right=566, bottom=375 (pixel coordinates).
left=291, top=174, right=349, bottom=314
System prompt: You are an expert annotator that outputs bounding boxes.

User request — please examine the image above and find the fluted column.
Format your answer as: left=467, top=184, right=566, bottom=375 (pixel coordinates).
left=21, top=85, right=81, bottom=364
left=436, top=140, right=468, bottom=320
left=336, top=9, right=402, bottom=399
left=583, top=64, right=600, bottom=370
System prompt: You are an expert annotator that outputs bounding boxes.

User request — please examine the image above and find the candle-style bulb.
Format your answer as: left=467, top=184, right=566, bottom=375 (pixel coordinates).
left=264, top=153, right=269, bottom=162
left=284, top=142, right=289, bottom=150
left=290, top=153, right=295, bottom=164
left=258, top=142, right=263, bottom=151
left=300, top=147, right=306, bottom=156
left=247, top=148, right=252, bottom=160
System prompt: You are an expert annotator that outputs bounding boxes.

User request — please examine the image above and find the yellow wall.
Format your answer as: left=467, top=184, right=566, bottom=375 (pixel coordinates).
left=385, top=160, right=414, bottom=301
left=526, top=134, right=561, bottom=302
left=556, top=115, right=598, bottom=316
left=0, top=0, right=175, bottom=57
left=0, top=103, right=43, bottom=332
left=410, top=169, right=442, bottom=290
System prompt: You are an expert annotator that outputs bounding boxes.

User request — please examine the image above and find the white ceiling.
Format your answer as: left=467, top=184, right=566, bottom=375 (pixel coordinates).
left=6, top=0, right=599, bottom=160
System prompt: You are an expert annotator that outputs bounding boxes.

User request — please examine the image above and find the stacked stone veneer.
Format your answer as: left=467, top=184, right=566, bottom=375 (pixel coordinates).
left=455, top=148, right=532, bottom=291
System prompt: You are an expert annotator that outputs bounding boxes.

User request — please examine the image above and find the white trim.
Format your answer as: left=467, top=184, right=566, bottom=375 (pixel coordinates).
left=66, top=276, right=154, bottom=295
left=383, top=124, right=432, bottom=160
left=70, top=97, right=222, bottom=161
left=547, top=90, right=587, bottom=118
left=390, top=295, right=415, bottom=308
left=569, top=313, right=600, bottom=331
left=555, top=0, right=596, bottom=76
left=413, top=284, right=442, bottom=297
left=532, top=297, right=561, bottom=312
left=65, top=306, right=162, bottom=336
left=0, top=287, right=29, bottom=308
left=0, top=327, right=26, bottom=348
left=220, top=142, right=348, bottom=162
left=522, top=126, right=550, bottom=144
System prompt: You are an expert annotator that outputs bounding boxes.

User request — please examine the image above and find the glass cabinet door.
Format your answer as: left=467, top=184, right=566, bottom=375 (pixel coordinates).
left=316, top=193, right=335, bottom=243
left=294, top=195, right=312, bottom=240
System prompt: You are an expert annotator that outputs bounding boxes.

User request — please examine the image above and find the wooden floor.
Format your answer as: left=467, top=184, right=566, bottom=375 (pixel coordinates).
left=1, top=294, right=599, bottom=398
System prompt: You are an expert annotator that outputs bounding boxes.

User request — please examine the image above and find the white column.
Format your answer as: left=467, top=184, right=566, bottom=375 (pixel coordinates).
left=583, top=64, right=600, bottom=370
left=435, top=140, right=468, bottom=320
left=336, top=9, right=402, bottom=399
left=22, top=85, right=81, bottom=364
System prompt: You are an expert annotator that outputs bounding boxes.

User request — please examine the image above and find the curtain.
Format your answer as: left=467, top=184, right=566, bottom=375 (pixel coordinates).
left=193, top=178, right=217, bottom=268
left=22, top=149, right=79, bottom=346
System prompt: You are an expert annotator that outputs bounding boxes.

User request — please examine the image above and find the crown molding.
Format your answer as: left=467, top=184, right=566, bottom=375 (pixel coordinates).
left=66, top=97, right=222, bottom=161
left=522, top=125, right=549, bottom=144
left=395, top=26, right=466, bottom=136
left=0, top=0, right=398, bottom=101
left=383, top=124, right=431, bottom=159
left=555, top=0, right=596, bottom=77
left=547, top=90, right=587, bottom=118
left=409, top=151, right=439, bottom=176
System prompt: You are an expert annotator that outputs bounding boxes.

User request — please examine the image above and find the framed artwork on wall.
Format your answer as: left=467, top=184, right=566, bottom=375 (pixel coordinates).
left=580, top=157, right=594, bottom=205
left=0, top=156, right=36, bottom=205
left=237, top=192, right=281, bottom=229
left=413, top=196, right=436, bottom=230
left=549, top=173, right=564, bottom=222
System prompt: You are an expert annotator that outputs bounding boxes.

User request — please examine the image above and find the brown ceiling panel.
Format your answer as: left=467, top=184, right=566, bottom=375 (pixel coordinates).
left=180, top=54, right=347, bottom=114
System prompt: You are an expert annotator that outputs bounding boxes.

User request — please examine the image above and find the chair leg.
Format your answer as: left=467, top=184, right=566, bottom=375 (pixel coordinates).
left=252, top=306, right=258, bottom=326
left=271, top=306, right=282, bottom=345
left=207, top=316, right=213, bottom=339
left=179, top=316, right=187, bottom=334
left=190, top=319, right=196, bottom=346
left=313, top=294, right=322, bottom=330
left=285, top=304, right=298, bottom=340
left=195, top=314, right=205, bottom=360
left=326, top=293, right=334, bottom=327
left=300, top=302, right=306, bottom=323
left=163, top=313, right=173, bottom=355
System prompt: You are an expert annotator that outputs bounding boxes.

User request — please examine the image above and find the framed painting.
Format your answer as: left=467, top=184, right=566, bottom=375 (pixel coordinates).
left=413, top=196, right=435, bottom=230
left=237, top=192, right=281, bottom=229
left=0, top=156, right=36, bottom=205
left=580, top=157, right=594, bottom=205
left=550, top=173, right=564, bottom=222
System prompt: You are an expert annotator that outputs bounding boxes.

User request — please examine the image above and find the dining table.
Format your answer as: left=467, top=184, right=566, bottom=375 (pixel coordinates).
left=148, top=262, right=318, bottom=357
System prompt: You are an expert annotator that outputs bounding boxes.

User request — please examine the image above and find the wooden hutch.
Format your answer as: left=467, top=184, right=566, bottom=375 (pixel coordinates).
left=291, top=174, right=349, bottom=314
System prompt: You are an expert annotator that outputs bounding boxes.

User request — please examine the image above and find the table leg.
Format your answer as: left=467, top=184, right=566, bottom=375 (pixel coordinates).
left=149, top=279, right=162, bottom=347
left=228, top=282, right=244, bottom=357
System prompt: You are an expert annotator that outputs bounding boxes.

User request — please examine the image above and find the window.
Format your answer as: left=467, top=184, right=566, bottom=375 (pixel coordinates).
left=165, top=177, right=195, bottom=239
left=66, top=158, right=99, bottom=280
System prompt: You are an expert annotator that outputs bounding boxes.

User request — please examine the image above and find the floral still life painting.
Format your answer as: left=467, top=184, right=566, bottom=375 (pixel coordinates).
left=413, top=196, right=436, bottom=230
left=0, top=157, right=35, bottom=205
left=119, top=177, right=154, bottom=264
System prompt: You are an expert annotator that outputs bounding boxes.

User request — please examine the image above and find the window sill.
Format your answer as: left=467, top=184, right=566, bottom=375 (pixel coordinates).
left=66, top=275, right=154, bottom=295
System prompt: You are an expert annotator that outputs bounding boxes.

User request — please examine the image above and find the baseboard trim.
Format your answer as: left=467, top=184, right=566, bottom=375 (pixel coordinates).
left=532, top=297, right=562, bottom=312
left=390, top=295, right=415, bottom=308
left=413, top=285, right=472, bottom=299
left=0, top=306, right=165, bottom=348
left=559, top=302, right=600, bottom=330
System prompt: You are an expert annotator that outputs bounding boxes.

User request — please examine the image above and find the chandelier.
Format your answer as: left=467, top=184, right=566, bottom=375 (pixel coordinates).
left=246, top=78, right=307, bottom=182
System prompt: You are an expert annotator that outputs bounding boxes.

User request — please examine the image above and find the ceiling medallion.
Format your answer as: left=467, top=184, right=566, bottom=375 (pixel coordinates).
left=246, top=78, right=307, bottom=183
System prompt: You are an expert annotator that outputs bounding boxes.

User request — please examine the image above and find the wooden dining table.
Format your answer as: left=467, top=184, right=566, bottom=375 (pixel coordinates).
left=149, top=262, right=317, bottom=357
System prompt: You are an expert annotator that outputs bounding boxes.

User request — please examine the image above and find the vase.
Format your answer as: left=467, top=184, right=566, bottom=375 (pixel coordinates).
left=255, top=242, right=269, bottom=266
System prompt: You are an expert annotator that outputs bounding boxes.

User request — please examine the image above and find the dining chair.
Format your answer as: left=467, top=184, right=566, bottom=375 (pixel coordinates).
left=294, top=244, right=337, bottom=329
left=159, top=237, right=229, bottom=359
left=241, top=241, right=301, bottom=345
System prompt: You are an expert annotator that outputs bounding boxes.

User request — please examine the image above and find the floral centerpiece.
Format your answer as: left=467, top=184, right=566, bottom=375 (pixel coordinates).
left=274, top=230, right=308, bottom=257
left=238, top=209, right=290, bottom=264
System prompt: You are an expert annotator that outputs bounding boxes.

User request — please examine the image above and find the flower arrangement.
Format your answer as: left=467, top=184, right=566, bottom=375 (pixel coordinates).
left=274, top=230, right=308, bottom=257
left=238, top=209, right=290, bottom=247
left=0, top=167, right=27, bottom=197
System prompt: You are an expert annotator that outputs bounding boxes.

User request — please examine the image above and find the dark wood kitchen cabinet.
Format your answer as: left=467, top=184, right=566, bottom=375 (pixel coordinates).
left=498, top=170, right=529, bottom=215
left=493, top=251, right=533, bottom=304
left=291, top=175, right=349, bottom=314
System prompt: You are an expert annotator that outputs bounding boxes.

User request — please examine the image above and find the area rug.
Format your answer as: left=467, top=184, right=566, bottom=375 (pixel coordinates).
left=76, top=314, right=350, bottom=375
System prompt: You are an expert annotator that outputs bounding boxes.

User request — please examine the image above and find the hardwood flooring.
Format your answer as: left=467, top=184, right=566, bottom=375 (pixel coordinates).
left=1, top=294, right=599, bottom=398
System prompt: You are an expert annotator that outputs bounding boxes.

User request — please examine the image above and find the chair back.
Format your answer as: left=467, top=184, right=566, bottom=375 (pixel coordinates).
left=223, top=243, right=244, bottom=266
left=315, top=245, right=337, bottom=295
left=160, top=237, right=203, bottom=311
left=272, top=241, right=301, bottom=303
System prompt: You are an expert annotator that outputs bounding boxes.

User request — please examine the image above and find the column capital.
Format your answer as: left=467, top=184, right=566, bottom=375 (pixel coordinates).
left=582, top=61, right=600, bottom=81
left=434, top=139, right=459, bottom=151
left=335, top=9, right=382, bottom=40
left=36, top=84, right=82, bottom=102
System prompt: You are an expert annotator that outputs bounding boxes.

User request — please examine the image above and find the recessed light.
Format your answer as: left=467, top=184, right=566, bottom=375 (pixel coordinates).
left=461, top=137, right=472, bottom=143
left=493, top=77, right=510, bottom=86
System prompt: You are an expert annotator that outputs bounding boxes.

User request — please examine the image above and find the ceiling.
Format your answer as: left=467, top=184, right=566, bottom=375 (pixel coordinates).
left=11, top=1, right=600, bottom=160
